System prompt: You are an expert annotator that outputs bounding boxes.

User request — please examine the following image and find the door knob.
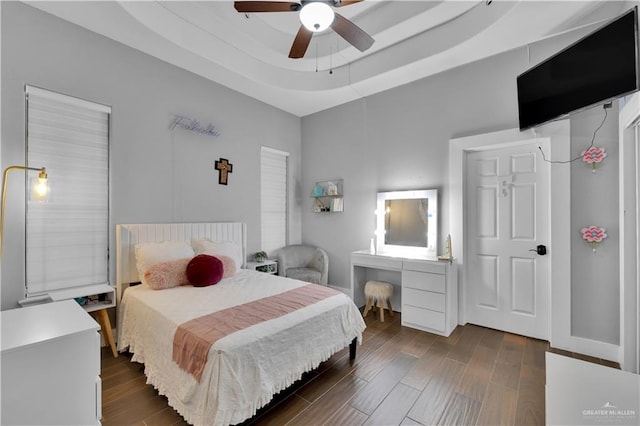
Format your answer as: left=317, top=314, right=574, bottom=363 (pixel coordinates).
left=529, top=245, right=547, bottom=255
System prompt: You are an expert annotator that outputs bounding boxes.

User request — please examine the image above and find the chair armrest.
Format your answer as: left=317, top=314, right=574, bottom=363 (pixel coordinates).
left=310, top=248, right=329, bottom=285
left=271, top=249, right=288, bottom=277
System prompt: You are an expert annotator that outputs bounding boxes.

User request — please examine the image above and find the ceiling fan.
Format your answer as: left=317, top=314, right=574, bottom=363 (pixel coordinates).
left=234, top=0, right=375, bottom=59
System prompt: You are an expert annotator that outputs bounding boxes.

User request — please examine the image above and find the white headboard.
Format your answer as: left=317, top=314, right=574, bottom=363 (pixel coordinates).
left=116, top=222, right=247, bottom=302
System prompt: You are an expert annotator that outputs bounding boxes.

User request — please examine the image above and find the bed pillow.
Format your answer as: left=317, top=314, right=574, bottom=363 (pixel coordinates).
left=144, top=258, right=191, bottom=290
left=186, top=254, right=224, bottom=287
left=216, top=255, right=237, bottom=278
left=192, top=239, right=243, bottom=273
left=135, top=241, right=195, bottom=283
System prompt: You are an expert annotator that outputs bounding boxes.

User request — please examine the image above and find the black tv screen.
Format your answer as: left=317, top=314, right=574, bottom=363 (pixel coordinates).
left=517, top=7, right=639, bottom=130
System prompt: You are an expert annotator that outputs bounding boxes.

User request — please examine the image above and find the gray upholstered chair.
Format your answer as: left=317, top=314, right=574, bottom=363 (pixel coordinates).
left=271, top=244, right=328, bottom=285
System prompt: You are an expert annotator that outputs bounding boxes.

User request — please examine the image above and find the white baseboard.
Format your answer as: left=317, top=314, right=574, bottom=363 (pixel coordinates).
left=551, top=335, right=620, bottom=363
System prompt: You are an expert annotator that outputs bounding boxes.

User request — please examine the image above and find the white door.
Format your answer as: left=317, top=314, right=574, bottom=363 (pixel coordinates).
left=466, top=142, right=550, bottom=339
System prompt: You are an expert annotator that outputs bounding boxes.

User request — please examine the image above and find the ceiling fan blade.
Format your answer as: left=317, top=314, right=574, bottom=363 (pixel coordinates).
left=331, top=13, right=374, bottom=52
left=234, top=1, right=299, bottom=13
left=334, top=0, right=363, bottom=7
left=289, top=25, right=313, bottom=58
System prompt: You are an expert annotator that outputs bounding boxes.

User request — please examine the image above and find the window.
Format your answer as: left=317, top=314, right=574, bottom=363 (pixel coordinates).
left=25, top=86, right=110, bottom=295
left=260, top=147, right=288, bottom=253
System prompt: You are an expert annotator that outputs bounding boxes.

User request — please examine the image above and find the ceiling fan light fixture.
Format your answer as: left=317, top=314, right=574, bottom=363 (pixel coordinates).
left=299, top=2, right=335, bottom=32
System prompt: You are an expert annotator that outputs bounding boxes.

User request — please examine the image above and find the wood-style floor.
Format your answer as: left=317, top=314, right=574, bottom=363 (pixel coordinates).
left=101, top=312, right=618, bottom=426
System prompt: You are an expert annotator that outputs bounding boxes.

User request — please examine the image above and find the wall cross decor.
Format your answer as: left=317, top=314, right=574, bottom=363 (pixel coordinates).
left=215, top=158, right=233, bottom=185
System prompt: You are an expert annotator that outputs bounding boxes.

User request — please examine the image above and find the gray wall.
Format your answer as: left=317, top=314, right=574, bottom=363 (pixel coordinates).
left=301, top=48, right=522, bottom=288
left=0, top=2, right=302, bottom=310
left=571, top=104, right=620, bottom=344
left=300, top=10, right=625, bottom=345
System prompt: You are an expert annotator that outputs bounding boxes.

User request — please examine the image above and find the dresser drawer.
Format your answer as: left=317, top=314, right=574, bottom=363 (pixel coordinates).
left=402, top=260, right=446, bottom=274
left=403, top=288, right=445, bottom=313
left=402, top=270, right=446, bottom=293
left=402, top=305, right=445, bottom=332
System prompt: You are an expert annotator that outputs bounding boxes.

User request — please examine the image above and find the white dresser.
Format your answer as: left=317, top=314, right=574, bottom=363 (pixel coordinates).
left=1, top=300, right=101, bottom=425
left=351, top=250, right=458, bottom=336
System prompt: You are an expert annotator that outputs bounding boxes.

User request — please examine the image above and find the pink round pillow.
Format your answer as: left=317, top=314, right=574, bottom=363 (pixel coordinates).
left=186, top=254, right=223, bottom=287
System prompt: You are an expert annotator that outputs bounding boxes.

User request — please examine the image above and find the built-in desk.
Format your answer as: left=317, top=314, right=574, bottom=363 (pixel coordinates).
left=350, top=250, right=457, bottom=336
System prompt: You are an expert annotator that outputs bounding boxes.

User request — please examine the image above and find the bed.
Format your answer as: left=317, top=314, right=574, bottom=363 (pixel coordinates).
left=116, top=222, right=366, bottom=426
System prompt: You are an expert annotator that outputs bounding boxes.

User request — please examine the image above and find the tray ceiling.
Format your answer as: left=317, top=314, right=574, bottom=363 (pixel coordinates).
left=25, top=1, right=625, bottom=116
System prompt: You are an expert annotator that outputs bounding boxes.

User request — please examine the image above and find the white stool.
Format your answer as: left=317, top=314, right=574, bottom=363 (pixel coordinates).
left=363, top=280, right=394, bottom=322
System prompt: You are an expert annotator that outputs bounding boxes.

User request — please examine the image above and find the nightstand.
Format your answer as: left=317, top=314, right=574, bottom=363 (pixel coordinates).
left=246, top=260, right=278, bottom=274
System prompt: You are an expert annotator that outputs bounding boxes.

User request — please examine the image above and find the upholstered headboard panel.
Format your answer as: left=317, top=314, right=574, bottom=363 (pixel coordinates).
left=115, top=222, right=246, bottom=302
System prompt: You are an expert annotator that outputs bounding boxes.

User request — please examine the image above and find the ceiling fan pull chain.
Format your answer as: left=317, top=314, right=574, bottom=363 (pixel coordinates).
left=329, top=39, right=333, bottom=74
left=315, top=41, right=319, bottom=72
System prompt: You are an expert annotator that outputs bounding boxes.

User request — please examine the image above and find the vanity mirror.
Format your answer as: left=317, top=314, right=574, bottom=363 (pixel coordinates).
left=375, top=189, right=438, bottom=256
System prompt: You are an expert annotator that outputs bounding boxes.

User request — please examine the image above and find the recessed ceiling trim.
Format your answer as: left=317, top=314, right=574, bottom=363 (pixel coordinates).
left=22, top=0, right=619, bottom=117
left=116, top=0, right=498, bottom=91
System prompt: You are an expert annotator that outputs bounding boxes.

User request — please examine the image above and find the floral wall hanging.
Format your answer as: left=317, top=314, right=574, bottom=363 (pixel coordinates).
left=581, top=146, right=607, bottom=173
left=581, top=225, right=607, bottom=252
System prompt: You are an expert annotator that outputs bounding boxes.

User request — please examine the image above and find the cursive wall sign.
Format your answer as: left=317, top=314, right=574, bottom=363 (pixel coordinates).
left=169, top=114, right=221, bottom=137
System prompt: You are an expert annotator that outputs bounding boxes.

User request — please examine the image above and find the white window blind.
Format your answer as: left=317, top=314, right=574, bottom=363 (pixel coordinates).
left=25, top=86, right=110, bottom=295
left=260, top=147, right=288, bottom=253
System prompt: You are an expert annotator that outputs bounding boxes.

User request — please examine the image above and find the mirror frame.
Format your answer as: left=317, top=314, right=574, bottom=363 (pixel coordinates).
left=375, top=189, right=438, bottom=256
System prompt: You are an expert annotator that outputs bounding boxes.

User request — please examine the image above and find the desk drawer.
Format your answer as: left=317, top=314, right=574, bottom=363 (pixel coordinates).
left=403, top=288, right=445, bottom=313
left=402, top=305, right=445, bottom=332
left=402, top=270, right=445, bottom=293
left=403, top=260, right=446, bottom=274
left=351, top=253, right=402, bottom=270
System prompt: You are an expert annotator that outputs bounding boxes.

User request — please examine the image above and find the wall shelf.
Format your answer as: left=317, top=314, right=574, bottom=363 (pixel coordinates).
left=312, top=179, right=344, bottom=213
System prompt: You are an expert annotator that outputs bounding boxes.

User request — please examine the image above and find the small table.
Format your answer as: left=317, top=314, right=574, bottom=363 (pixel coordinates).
left=246, top=260, right=278, bottom=274
left=47, top=283, right=118, bottom=358
left=91, top=308, right=117, bottom=358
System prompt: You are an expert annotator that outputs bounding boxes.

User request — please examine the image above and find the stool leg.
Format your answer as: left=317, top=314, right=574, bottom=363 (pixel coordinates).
left=378, top=300, right=385, bottom=322
left=363, top=297, right=372, bottom=318
left=387, top=298, right=394, bottom=317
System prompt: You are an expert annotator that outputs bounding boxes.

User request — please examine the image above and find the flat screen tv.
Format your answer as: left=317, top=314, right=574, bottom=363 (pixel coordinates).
left=517, top=6, right=639, bottom=130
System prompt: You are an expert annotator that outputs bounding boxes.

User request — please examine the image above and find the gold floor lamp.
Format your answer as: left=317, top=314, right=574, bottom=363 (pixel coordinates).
left=0, top=166, right=49, bottom=257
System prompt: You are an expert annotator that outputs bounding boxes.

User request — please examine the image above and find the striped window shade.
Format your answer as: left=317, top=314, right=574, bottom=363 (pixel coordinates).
left=25, top=86, right=110, bottom=295
left=260, top=147, right=289, bottom=253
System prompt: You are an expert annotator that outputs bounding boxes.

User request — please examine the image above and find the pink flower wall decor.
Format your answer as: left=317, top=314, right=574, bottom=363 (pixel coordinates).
left=581, top=225, right=607, bottom=252
left=581, top=146, right=607, bottom=173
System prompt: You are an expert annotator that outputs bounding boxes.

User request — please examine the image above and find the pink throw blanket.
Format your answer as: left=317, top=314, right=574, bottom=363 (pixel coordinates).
left=173, top=284, right=340, bottom=381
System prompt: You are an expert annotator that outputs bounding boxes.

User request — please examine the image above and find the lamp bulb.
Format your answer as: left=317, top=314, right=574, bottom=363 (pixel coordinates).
left=35, top=178, right=48, bottom=197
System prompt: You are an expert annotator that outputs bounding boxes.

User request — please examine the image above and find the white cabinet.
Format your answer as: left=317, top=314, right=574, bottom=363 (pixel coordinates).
left=1, top=300, right=101, bottom=425
left=401, top=260, right=457, bottom=335
left=546, top=353, right=640, bottom=425
left=351, top=250, right=457, bottom=336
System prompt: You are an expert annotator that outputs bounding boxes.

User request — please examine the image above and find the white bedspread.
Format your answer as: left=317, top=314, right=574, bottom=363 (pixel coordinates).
left=118, top=269, right=366, bottom=426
